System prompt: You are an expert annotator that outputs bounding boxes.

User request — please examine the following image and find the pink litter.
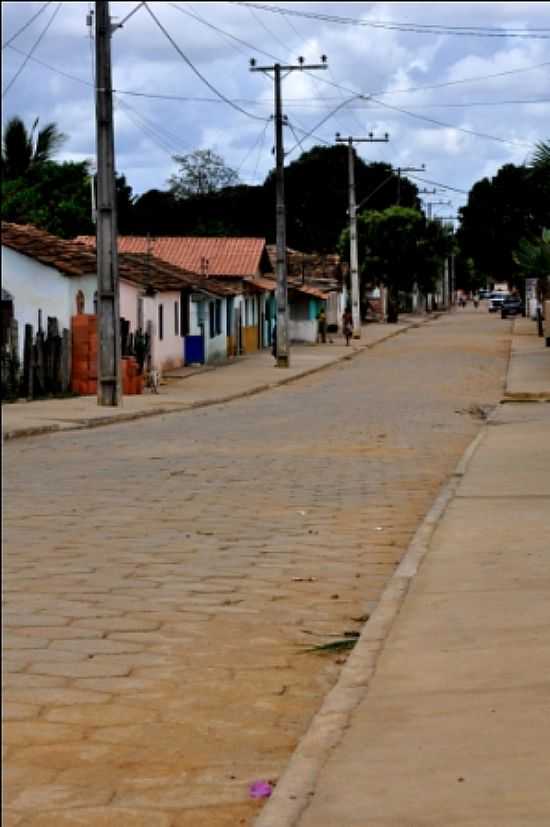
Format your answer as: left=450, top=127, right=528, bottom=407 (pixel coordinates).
left=249, top=780, right=273, bottom=799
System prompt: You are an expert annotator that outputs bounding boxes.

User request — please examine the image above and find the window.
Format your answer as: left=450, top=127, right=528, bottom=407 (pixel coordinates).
left=215, top=300, right=222, bottom=336
left=137, top=296, right=144, bottom=331
left=158, top=304, right=164, bottom=340
left=209, top=302, right=215, bottom=338
left=226, top=297, right=233, bottom=336
left=174, top=301, right=179, bottom=336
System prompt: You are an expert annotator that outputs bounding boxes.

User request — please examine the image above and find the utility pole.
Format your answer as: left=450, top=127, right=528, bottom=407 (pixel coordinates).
left=396, top=164, right=425, bottom=205
left=250, top=56, right=328, bottom=367
left=95, top=0, right=121, bottom=405
left=335, top=132, right=389, bottom=339
left=425, top=200, right=451, bottom=221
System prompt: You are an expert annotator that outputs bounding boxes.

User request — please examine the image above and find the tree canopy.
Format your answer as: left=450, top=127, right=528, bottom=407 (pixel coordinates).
left=1, top=116, right=67, bottom=179
left=456, top=153, right=549, bottom=288
left=168, top=149, right=240, bottom=199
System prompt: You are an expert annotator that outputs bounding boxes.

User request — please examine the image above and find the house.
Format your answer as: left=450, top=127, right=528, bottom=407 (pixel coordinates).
left=1, top=222, right=236, bottom=373
left=76, top=235, right=276, bottom=357
left=266, top=245, right=347, bottom=342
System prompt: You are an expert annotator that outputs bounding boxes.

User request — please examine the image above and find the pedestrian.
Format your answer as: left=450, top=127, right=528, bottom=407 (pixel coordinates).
left=271, top=322, right=277, bottom=360
left=342, top=307, right=353, bottom=346
left=317, top=307, right=327, bottom=344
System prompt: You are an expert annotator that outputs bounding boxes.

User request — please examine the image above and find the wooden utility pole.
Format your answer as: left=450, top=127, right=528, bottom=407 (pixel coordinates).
left=335, top=132, right=389, bottom=339
left=95, top=0, right=121, bottom=405
left=250, top=56, right=328, bottom=367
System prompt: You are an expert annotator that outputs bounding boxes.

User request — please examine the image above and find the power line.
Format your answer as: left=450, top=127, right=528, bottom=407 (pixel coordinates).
left=143, top=2, right=268, bottom=122
left=2, top=2, right=62, bottom=98
left=406, top=174, right=469, bottom=195
left=4, top=43, right=93, bottom=87
left=369, top=96, right=537, bottom=149
left=285, top=96, right=360, bottom=156
left=370, top=60, right=550, bottom=98
left=2, top=1, right=53, bottom=49
left=234, top=2, right=550, bottom=38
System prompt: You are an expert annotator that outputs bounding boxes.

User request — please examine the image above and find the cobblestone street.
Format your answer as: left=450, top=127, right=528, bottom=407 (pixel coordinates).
left=3, top=309, right=512, bottom=827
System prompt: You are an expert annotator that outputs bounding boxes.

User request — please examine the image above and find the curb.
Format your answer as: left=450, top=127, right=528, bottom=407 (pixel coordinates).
left=253, top=425, right=487, bottom=827
left=3, top=315, right=440, bottom=442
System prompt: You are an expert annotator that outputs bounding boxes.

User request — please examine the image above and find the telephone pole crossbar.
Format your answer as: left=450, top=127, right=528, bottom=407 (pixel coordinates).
left=250, top=57, right=328, bottom=367
left=335, top=132, right=389, bottom=339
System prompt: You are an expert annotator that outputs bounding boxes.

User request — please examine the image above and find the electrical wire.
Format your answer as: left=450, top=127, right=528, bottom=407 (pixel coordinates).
left=234, top=2, right=550, bottom=39
left=246, top=4, right=290, bottom=54
left=115, top=95, right=189, bottom=156
left=236, top=117, right=271, bottom=174
left=369, top=96, right=537, bottom=148
left=2, top=1, right=53, bottom=49
left=2, top=2, right=62, bottom=97
left=284, top=96, right=360, bottom=155
left=406, top=174, right=469, bottom=194
left=4, top=43, right=93, bottom=87
left=143, top=2, right=268, bottom=122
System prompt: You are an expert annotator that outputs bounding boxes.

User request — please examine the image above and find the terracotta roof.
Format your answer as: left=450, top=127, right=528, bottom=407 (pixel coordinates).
left=76, top=235, right=272, bottom=278
left=2, top=222, right=97, bottom=276
left=1, top=223, right=235, bottom=298
left=243, top=275, right=276, bottom=293
left=289, top=282, right=330, bottom=300
left=118, top=253, right=239, bottom=297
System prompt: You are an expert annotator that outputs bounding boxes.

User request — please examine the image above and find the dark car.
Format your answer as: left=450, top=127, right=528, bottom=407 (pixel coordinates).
left=501, top=295, right=523, bottom=318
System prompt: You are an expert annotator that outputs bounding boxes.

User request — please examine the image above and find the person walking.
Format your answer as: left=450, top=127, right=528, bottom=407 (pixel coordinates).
left=317, top=307, right=327, bottom=344
left=342, top=307, right=353, bottom=346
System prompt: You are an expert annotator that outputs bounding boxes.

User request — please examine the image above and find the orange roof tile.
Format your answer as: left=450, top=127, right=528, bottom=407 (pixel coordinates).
left=76, top=235, right=272, bottom=278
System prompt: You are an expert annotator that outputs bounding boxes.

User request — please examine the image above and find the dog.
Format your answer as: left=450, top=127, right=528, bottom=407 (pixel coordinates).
left=146, top=368, right=160, bottom=393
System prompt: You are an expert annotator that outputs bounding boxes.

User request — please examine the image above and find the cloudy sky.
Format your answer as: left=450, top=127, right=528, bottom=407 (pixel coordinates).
left=2, top=1, right=550, bottom=219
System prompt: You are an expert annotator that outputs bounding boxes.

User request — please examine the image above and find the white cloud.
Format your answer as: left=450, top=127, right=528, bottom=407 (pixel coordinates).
left=2, top=1, right=549, bottom=201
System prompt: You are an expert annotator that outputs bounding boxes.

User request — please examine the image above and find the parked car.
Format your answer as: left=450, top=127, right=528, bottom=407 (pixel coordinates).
left=479, top=289, right=491, bottom=299
left=488, top=292, right=509, bottom=312
left=500, top=295, right=524, bottom=318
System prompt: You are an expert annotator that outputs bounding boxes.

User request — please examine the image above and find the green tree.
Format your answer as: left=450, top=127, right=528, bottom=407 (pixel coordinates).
left=168, top=149, right=240, bottom=199
left=530, top=140, right=550, bottom=174
left=1, top=116, right=66, bottom=179
left=513, top=228, right=550, bottom=280
left=456, top=160, right=549, bottom=288
left=342, top=207, right=424, bottom=322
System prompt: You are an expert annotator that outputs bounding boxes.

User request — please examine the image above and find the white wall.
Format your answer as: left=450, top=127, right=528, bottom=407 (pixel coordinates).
left=1, top=246, right=96, bottom=358
left=289, top=319, right=317, bottom=343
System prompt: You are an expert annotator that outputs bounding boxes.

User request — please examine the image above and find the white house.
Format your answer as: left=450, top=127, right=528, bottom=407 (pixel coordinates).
left=1, top=223, right=233, bottom=372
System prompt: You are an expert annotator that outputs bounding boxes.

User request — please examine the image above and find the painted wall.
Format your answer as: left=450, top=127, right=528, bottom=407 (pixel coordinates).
left=1, top=246, right=96, bottom=358
left=188, top=295, right=228, bottom=364
left=288, top=293, right=317, bottom=343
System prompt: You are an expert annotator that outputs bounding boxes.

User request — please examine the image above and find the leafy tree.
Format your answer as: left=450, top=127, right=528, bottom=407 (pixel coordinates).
left=530, top=140, right=550, bottom=174
left=513, top=228, right=550, bottom=281
left=416, top=219, right=456, bottom=297
left=341, top=207, right=424, bottom=322
left=1, top=116, right=66, bottom=179
left=168, top=149, right=240, bottom=199
left=264, top=146, right=419, bottom=252
left=456, top=160, right=549, bottom=288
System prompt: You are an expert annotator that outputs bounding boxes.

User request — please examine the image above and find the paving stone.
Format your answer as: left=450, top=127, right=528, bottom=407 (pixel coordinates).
left=16, top=809, right=173, bottom=827
left=3, top=313, right=510, bottom=826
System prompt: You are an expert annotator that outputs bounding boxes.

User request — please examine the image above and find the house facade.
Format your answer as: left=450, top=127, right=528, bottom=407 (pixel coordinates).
left=77, top=235, right=276, bottom=359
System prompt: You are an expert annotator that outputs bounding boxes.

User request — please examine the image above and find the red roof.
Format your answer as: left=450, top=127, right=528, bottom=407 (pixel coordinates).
left=76, top=235, right=271, bottom=279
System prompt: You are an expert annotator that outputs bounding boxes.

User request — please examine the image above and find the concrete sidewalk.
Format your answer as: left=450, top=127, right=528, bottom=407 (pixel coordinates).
left=2, top=315, right=433, bottom=441
left=256, top=317, right=550, bottom=826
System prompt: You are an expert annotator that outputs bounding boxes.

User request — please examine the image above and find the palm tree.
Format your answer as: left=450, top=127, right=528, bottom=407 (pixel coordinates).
left=530, top=140, right=550, bottom=174
left=1, top=116, right=67, bottom=180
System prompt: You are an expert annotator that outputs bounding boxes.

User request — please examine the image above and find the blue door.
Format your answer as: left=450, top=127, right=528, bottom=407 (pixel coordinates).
left=185, top=334, right=204, bottom=364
